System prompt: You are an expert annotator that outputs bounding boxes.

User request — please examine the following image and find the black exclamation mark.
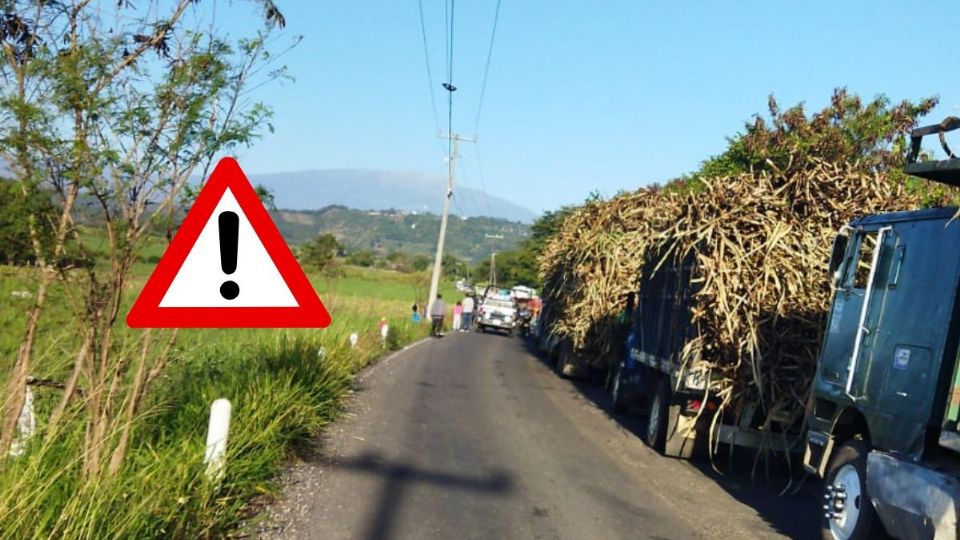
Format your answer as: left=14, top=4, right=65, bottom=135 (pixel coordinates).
left=219, top=211, right=240, bottom=300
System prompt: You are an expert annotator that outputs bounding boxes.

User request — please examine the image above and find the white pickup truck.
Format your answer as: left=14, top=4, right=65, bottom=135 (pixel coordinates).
left=477, top=297, right=518, bottom=337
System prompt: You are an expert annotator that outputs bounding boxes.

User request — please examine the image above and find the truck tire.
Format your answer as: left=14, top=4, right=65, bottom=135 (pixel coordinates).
left=820, top=440, right=883, bottom=540
left=556, top=341, right=576, bottom=379
left=646, top=379, right=671, bottom=451
left=645, top=378, right=682, bottom=455
left=610, top=363, right=627, bottom=414
left=556, top=345, right=569, bottom=378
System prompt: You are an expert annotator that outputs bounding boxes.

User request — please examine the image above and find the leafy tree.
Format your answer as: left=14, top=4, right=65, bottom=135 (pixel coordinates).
left=412, top=254, right=431, bottom=272
left=441, top=253, right=466, bottom=278
left=473, top=206, right=578, bottom=288
left=302, top=234, right=342, bottom=273
left=0, top=0, right=292, bottom=475
left=684, top=89, right=938, bottom=188
left=0, top=180, right=55, bottom=265
left=346, top=250, right=375, bottom=268
left=255, top=184, right=277, bottom=211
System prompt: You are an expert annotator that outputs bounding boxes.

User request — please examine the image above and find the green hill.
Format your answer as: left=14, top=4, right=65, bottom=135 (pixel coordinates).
left=272, top=206, right=529, bottom=263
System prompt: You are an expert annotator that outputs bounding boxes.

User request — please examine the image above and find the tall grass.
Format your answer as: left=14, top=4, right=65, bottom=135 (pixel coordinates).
left=0, top=296, right=430, bottom=538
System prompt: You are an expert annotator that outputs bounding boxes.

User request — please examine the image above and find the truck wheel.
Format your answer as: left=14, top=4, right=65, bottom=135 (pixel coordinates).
left=556, top=348, right=568, bottom=378
left=821, top=440, right=882, bottom=540
left=645, top=379, right=680, bottom=454
left=610, top=363, right=627, bottom=413
left=556, top=342, right=573, bottom=378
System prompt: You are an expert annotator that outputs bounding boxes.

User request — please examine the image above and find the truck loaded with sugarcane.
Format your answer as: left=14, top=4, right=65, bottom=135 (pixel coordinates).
left=536, top=111, right=960, bottom=539
left=803, top=120, right=960, bottom=540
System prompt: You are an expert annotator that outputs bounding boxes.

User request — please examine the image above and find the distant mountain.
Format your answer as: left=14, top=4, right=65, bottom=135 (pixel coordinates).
left=272, top=206, right=528, bottom=263
left=247, top=169, right=537, bottom=223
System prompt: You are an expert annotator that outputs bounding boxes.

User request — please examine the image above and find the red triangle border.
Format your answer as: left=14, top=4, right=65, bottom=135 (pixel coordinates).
left=126, top=157, right=332, bottom=328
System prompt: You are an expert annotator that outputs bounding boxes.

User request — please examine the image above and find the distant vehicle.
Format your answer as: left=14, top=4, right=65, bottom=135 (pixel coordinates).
left=455, top=280, right=475, bottom=294
left=477, top=297, right=518, bottom=337
left=516, top=298, right=533, bottom=337
left=804, top=120, right=960, bottom=540
left=511, top=285, right=536, bottom=300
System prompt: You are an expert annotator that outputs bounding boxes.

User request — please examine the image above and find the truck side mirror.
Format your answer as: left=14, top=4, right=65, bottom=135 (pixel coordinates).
left=828, top=234, right=849, bottom=288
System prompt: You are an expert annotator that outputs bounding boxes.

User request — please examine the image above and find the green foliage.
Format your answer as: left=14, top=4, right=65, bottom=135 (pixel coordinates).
left=0, top=180, right=55, bottom=265
left=472, top=206, right=578, bottom=288
left=300, top=233, right=342, bottom=274
left=441, top=253, right=466, bottom=278
left=411, top=254, right=430, bottom=272
left=255, top=184, right=277, bottom=211
left=346, top=250, right=375, bottom=268
left=0, top=259, right=433, bottom=538
left=685, top=88, right=938, bottom=183
left=0, top=311, right=428, bottom=538
left=272, top=207, right=528, bottom=263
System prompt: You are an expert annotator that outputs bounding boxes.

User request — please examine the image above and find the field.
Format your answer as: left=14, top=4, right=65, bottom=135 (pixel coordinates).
left=0, top=255, right=462, bottom=538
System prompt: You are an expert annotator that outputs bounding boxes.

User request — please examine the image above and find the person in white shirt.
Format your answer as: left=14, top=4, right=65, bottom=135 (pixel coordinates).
left=461, top=295, right=475, bottom=332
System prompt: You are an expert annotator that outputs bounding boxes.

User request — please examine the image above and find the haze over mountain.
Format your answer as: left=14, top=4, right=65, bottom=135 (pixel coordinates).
left=247, top=169, right=537, bottom=223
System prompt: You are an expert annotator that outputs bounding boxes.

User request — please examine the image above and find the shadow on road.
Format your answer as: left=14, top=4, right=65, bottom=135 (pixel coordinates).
left=522, top=336, right=819, bottom=540
left=323, top=451, right=513, bottom=540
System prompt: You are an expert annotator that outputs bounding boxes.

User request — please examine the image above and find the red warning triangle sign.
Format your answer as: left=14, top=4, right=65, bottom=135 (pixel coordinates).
left=127, top=157, right=331, bottom=328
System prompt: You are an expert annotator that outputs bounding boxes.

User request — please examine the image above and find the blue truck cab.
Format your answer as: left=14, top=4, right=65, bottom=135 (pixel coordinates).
left=804, top=119, right=960, bottom=540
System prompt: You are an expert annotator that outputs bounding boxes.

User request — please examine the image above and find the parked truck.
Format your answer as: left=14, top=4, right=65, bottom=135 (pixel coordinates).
left=606, top=250, right=709, bottom=456
left=804, top=119, right=960, bottom=540
left=608, top=249, right=779, bottom=457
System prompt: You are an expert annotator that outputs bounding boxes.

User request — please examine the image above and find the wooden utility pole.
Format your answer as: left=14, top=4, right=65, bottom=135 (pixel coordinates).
left=428, top=132, right=476, bottom=313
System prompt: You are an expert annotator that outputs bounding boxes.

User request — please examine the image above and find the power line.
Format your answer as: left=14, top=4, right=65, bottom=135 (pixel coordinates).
left=416, top=0, right=442, bottom=136
left=447, top=0, right=456, bottom=88
left=472, top=143, right=494, bottom=218
left=445, top=0, right=456, bottom=162
left=473, top=0, right=503, bottom=136
left=444, top=0, right=449, bottom=84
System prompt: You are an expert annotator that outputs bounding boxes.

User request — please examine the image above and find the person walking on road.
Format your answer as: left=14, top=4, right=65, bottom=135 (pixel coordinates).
left=452, top=301, right=463, bottom=332
left=461, top=294, right=475, bottom=332
left=430, top=295, right=446, bottom=337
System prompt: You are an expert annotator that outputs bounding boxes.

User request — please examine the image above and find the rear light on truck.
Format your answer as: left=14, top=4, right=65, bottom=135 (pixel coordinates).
left=685, top=399, right=718, bottom=415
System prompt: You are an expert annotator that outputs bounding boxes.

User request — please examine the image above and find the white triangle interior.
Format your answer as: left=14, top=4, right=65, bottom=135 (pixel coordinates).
left=159, top=188, right=299, bottom=308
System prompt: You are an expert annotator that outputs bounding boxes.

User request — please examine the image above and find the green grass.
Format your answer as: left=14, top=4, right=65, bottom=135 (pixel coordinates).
left=0, top=256, right=451, bottom=538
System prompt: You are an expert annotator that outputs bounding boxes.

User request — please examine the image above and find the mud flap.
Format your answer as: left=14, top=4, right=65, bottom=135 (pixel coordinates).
left=664, top=411, right=709, bottom=459
left=803, top=430, right=834, bottom=478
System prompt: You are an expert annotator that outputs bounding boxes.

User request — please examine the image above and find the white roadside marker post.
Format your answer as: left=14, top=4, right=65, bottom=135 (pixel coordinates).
left=349, top=333, right=359, bottom=348
left=9, top=386, right=36, bottom=457
left=204, top=398, right=232, bottom=483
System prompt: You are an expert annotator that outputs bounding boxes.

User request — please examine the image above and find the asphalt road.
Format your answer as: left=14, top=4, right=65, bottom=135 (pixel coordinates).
left=260, top=331, right=817, bottom=540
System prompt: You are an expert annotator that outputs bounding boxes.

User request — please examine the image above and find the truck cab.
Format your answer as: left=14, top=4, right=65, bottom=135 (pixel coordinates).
left=805, top=119, right=960, bottom=540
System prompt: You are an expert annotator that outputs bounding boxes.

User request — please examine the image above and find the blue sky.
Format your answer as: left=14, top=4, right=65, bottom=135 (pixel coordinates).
left=216, top=1, right=960, bottom=215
